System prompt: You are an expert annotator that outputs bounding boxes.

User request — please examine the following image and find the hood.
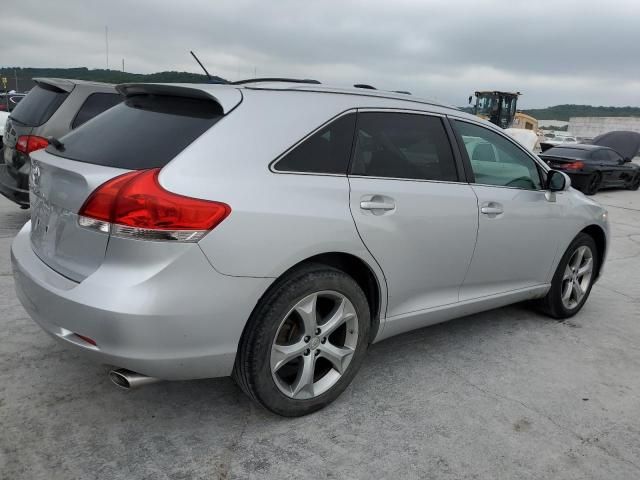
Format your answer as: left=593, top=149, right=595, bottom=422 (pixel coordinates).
left=591, top=131, right=640, bottom=161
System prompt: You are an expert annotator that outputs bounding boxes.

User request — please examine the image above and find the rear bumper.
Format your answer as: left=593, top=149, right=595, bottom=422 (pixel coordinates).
left=0, top=163, right=29, bottom=207
left=11, top=222, right=273, bottom=380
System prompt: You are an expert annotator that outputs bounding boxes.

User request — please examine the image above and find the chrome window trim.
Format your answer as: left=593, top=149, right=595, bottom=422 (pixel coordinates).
left=269, top=109, right=357, bottom=176
left=347, top=174, right=468, bottom=186
left=270, top=108, right=482, bottom=183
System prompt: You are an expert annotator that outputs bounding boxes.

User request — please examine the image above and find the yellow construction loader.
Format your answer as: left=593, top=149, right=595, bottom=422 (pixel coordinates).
left=469, top=91, right=538, bottom=131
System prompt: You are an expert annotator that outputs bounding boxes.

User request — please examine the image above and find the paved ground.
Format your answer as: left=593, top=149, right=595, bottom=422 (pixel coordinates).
left=1, top=185, right=639, bottom=480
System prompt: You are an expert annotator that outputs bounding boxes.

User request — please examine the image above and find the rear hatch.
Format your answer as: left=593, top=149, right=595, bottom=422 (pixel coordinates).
left=3, top=80, right=72, bottom=175
left=29, top=84, right=240, bottom=282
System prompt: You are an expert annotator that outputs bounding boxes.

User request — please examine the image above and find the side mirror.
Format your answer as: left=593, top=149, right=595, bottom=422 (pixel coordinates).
left=468, top=95, right=473, bottom=105
left=624, top=156, right=631, bottom=163
left=618, top=158, right=626, bottom=165
left=547, top=170, right=571, bottom=192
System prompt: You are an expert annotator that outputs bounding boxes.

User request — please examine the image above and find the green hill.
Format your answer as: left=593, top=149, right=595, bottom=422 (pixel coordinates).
left=459, top=104, right=640, bottom=121
left=521, top=105, right=640, bottom=121
left=0, top=67, right=226, bottom=91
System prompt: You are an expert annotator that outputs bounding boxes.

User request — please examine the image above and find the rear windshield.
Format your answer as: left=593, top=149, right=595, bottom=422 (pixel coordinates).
left=9, top=84, right=69, bottom=126
left=544, top=147, right=589, bottom=158
left=48, top=94, right=223, bottom=169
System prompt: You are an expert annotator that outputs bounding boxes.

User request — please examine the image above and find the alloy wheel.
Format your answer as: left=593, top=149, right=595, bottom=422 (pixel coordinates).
left=561, top=245, right=594, bottom=310
left=270, top=291, right=359, bottom=400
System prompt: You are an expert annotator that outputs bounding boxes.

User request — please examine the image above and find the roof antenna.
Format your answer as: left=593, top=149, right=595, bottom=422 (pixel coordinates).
left=190, top=50, right=212, bottom=81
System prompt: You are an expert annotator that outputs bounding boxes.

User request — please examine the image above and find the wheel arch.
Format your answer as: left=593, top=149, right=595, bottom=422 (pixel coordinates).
left=244, top=252, right=384, bottom=344
left=299, top=252, right=383, bottom=340
left=580, top=224, right=606, bottom=279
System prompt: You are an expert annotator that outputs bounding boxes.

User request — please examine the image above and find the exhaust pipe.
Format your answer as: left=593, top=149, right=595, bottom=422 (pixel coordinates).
left=109, top=368, right=160, bottom=389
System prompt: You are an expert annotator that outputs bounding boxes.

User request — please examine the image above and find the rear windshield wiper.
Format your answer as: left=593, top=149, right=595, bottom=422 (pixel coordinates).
left=47, top=136, right=65, bottom=151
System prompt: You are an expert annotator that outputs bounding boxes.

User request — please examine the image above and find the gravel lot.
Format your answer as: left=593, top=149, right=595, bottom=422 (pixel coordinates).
left=1, top=186, right=639, bottom=480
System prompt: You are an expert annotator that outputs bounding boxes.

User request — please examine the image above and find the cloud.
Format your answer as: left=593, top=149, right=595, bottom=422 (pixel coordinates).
left=1, top=0, right=638, bottom=107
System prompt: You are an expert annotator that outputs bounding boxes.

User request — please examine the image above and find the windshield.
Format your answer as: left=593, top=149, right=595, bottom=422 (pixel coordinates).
left=474, top=94, right=498, bottom=116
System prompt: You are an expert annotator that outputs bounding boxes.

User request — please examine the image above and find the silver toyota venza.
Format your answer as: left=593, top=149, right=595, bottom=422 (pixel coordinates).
left=12, top=81, right=609, bottom=416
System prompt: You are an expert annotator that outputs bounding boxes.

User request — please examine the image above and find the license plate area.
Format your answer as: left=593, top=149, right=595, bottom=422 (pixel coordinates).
left=30, top=191, right=59, bottom=257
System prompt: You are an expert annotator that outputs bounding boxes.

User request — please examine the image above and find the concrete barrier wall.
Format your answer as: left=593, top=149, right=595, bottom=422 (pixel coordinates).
left=569, top=117, right=640, bottom=138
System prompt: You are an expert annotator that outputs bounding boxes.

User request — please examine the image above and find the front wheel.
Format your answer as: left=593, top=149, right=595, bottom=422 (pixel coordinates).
left=626, top=173, right=640, bottom=191
left=233, top=264, right=370, bottom=416
left=537, top=233, right=598, bottom=319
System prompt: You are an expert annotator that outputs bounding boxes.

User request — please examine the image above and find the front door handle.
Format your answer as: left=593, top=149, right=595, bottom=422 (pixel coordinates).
left=360, top=195, right=396, bottom=213
left=480, top=202, right=504, bottom=215
left=360, top=200, right=395, bottom=211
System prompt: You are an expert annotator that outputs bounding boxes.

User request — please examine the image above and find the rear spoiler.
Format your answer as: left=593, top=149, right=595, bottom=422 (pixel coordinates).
left=116, top=83, right=242, bottom=114
left=33, top=78, right=77, bottom=93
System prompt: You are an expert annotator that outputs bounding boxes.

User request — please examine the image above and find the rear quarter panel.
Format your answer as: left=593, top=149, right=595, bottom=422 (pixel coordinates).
left=160, top=90, right=384, bottom=280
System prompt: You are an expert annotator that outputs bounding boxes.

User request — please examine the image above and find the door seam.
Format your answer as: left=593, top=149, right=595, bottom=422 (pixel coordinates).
left=346, top=175, right=390, bottom=334
left=459, top=184, right=481, bottom=300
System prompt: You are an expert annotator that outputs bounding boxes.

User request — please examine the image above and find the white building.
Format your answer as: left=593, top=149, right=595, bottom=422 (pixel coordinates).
left=569, top=117, right=640, bottom=139
left=538, top=120, right=569, bottom=129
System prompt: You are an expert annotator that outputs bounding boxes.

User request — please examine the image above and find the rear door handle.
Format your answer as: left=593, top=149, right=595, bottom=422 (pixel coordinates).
left=480, top=202, right=503, bottom=215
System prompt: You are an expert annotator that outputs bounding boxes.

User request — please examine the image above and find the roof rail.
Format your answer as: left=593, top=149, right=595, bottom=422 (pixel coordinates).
left=393, top=90, right=412, bottom=95
left=232, top=77, right=321, bottom=85
left=354, top=84, right=376, bottom=90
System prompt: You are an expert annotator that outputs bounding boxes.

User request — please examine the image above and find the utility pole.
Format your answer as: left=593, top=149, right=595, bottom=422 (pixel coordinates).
left=105, top=26, right=109, bottom=70
left=122, top=58, right=125, bottom=72
left=14, top=69, right=18, bottom=92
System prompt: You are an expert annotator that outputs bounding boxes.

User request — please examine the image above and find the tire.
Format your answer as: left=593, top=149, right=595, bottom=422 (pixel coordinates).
left=626, top=173, right=640, bottom=191
left=233, top=264, right=370, bottom=417
left=584, top=172, right=601, bottom=195
left=537, top=233, right=599, bottom=319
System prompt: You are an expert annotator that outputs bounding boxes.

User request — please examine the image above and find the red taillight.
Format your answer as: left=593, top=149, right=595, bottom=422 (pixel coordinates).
left=74, top=333, right=97, bottom=346
left=78, top=168, right=231, bottom=242
left=564, top=161, right=585, bottom=171
left=16, top=135, right=49, bottom=154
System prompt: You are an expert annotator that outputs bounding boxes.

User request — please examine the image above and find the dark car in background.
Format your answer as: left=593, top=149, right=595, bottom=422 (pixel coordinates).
left=1, top=78, right=121, bottom=207
left=0, top=92, right=26, bottom=112
left=540, top=144, right=640, bottom=195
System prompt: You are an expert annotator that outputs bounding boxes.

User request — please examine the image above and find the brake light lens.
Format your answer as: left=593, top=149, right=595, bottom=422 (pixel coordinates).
left=78, top=168, right=231, bottom=242
left=16, top=135, right=49, bottom=154
left=564, top=161, right=585, bottom=171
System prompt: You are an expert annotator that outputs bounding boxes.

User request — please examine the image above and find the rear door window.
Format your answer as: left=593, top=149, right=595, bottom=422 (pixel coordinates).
left=71, top=93, right=122, bottom=129
left=9, top=84, right=69, bottom=126
left=274, top=113, right=357, bottom=174
left=350, top=112, right=458, bottom=181
left=48, top=94, right=223, bottom=169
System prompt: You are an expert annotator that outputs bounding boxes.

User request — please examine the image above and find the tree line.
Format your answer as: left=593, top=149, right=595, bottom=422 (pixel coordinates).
left=0, top=67, right=226, bottom=92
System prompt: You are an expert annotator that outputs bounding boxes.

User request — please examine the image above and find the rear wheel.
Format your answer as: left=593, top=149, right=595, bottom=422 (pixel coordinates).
left=584, top=172, right=601, bottom=195
left=233, top=264, right=370, bottom=416
left=538, top=233, right=598, bottom=319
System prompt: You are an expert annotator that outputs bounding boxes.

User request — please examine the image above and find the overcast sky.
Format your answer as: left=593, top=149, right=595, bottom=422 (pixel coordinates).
left=2, top=0, right=639, bottom=108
